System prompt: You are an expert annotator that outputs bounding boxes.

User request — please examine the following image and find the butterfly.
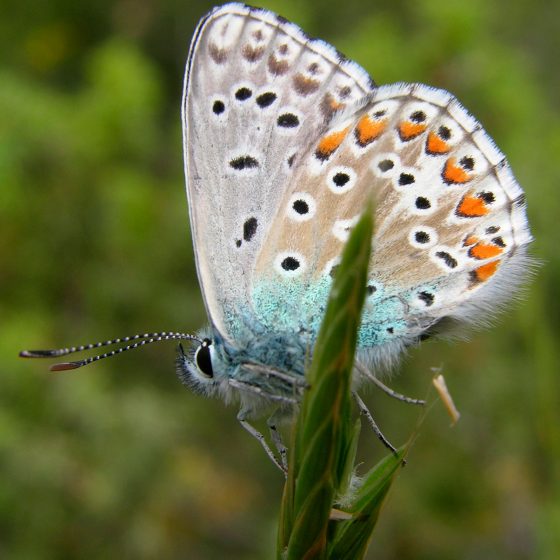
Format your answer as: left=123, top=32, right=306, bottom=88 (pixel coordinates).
left=21, top=3, right=532, bottom=468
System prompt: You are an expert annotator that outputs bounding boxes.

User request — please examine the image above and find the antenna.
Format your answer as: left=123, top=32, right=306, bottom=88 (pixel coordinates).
left=19, top=331, right=201, bottom=371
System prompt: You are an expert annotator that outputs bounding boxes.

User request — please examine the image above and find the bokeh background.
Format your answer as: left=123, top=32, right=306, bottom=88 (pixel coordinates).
left=2, top=0, right=559, bottom=558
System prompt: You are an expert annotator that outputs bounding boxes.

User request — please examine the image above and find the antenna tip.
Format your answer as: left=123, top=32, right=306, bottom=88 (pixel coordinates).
left=50, top=362, right=81, bottom=372
left=20, top=349, right=61, bottom=358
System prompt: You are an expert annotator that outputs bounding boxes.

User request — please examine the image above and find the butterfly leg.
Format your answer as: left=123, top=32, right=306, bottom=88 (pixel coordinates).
left=237, top=410, right=287, bottom=475
left=229, top=378, right=298, bottom=404
left=266, top=409, right=288, bottom=472
left=353, top=392, right=401, bottom=458
left=242, top=363, right=308, bottom=397
left=356, top=363, right=425, bottom=406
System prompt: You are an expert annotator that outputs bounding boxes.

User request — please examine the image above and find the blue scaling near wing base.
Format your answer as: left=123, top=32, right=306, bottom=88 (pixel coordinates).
left=251, top=278, right=410, bottom=349
left=211, top=309, right=310, bottom=392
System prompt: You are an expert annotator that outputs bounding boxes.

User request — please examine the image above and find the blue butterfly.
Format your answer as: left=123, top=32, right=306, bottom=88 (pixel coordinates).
left=21, top=4, right=532, bottom=469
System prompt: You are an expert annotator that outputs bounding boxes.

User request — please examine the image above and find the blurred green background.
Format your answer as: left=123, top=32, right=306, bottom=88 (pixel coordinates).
left=2, top=0, right=559, bottom=558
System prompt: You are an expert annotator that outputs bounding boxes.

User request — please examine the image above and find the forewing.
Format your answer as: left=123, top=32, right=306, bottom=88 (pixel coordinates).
left=182, top=3, right=374, bottom=341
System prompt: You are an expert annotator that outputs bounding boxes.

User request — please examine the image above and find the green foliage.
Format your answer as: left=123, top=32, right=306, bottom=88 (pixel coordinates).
left=278, top=205, right=404, bottom=560
left=328, top=450, right=405, bottom=559
left=2, top=1, right=559, bottom=559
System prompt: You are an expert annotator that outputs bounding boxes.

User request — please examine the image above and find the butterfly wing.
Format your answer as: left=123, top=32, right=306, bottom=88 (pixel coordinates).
left=253, top=83, right=532, bottom=366
left=182, top=3, right=375, bottom=342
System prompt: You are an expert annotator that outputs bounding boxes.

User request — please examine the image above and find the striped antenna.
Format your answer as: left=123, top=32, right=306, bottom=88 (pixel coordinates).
left=19, top=331, right=201, bottom=372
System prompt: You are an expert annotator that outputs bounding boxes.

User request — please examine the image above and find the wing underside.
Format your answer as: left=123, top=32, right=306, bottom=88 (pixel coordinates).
left=182, top=3, right=375, bottom=342
left=252, top=83, right=532, bottom=364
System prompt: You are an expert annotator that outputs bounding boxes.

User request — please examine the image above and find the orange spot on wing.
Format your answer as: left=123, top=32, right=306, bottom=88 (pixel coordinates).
left=399, top=121, right=427, bottom=141
left=456, top=194, right=490, bottom=217
left=443, top=157, right=473, bottom=184
left=472, top=260, right=499, bottom=283
left=426, top=131, right=451, bottom=154
left=315, top=126, right=350, bottom=160
left=463, top=235, right=479, bottom=246
left=469, top=242, right=503, bottom=260
left=355, top=115, right=387, bottom=146
left=320, top=94, right=344, bottom=119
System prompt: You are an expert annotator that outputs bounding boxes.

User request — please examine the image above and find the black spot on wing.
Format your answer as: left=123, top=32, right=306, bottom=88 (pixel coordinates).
left=439, top=125, right=451, bottom=140
left=333, top=172, right=349, bottom=187
left=399, top=173, right=415, bottom=186
left=277, top=113, right=300, bottom=127
left=410, top=110, right=426, bottom=122
left=378, top=159, right=394, bottom=172
left=292, top=199, right=309, bottom=214
left=418, top=291, right=434, bottom=306
left=281, top=256, right=300, bottom=271
left=235, top=87, right=252, bottom=101
left=212, top=100, right=225, bottom=114
left=479, top=191, right=495, bottom=204
left=415, top=231, right=430, bottom=244
left=415, top=197, right=431, bottom=209
left=243, top=217, right=258, bottom=242
left=459, top=156, right=475, bottom=171
left=256, top=92, right=277, bottom=108
left=229, top=156, right=259, bottom=170
left=435, top=251, right=458, bottom=268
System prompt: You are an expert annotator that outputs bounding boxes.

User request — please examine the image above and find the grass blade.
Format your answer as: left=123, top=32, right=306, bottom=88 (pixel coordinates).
left=328, top=449, right=405, bottom=560
left=278, top=201, right=374, bottom=560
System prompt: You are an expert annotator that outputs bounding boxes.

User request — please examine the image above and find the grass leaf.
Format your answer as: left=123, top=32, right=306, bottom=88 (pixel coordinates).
left=327, top=449, right=405, bottom=559
left=278, top=201, right=374, bottom=559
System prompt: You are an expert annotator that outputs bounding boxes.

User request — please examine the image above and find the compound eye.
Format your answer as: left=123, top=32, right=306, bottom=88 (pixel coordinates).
left=194, top=338, right=214, bottom=378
